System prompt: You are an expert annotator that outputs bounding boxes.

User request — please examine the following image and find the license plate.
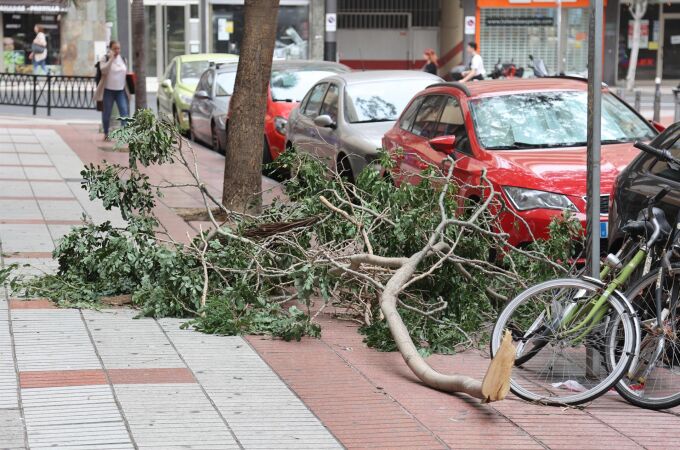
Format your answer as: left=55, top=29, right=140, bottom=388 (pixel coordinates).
left=600, top=221, right=608, bottom=239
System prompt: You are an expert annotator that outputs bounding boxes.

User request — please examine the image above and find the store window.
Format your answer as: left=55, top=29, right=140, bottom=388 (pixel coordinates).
left=212, top=4, right=309, bottom=59
left=479, top=7, right=588, bottom=76
left=2, top=12, right=61, bottom=73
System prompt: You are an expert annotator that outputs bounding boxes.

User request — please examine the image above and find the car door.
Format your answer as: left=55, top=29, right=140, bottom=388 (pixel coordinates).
left=191, top=70, right=212, bottom=143
left=315, top=83, right=341, bottom=168
left=291, top=82, right=328, bottom=158
left=158, top=59, right=176, bottom=117
left=398, top=95, right=447, bottom=185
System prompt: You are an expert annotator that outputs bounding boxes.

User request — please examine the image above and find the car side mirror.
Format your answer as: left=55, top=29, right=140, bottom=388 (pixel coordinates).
left=161, top=79, right=172, bottom=90
left=429, top=135, right=456, bottom=155
left=314, top=114, right=336, bottom=129
left=195, top=90, right=210, bottom=100
left=650, top=120, right=666, bottom=133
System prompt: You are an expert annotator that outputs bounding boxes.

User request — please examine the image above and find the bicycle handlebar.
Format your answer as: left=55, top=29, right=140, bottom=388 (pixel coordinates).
left=635, top=141, right=680, bottom=166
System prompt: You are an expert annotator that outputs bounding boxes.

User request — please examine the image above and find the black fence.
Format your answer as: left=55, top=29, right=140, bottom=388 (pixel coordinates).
left=0, top=72, right=97, bottom=115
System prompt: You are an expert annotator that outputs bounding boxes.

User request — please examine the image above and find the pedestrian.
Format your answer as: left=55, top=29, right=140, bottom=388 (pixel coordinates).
left=460, top=42, right=486, bottom=83
left=422, top=49, right=438, bottom=75
left=29, top=25, right=47, bottom=74
left=95, top=40, right=130, bottom=140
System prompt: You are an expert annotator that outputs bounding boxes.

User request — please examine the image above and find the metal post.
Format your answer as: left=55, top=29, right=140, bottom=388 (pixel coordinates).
left=653, top=77, right=662, bottom=123
left=586, top=0, right=603, bottom=278
left=200, top=0, right=209, bottom=53
left=32, top=75, right=37, bottom=116
left=324, top=0, right=337, bottom=61
left=616, top=87, right=624, bottom=102
left=46, top=75, right=51, bottom=116
left=674, top=87, right=680, bottom=123
left=556, top=0, right=563, bottom=75
left=635, top=90, right=641, bottom=112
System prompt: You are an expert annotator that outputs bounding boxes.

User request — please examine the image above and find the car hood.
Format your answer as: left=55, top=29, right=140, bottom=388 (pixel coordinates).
left=493, top=143, right=639, bottom=196
left=346, top=121, right=395, bottom=152
left=269, top=100, right=299, bottom=118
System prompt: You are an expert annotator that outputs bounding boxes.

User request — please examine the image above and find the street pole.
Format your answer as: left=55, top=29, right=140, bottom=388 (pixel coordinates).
left=556, top=0, right=563, bottom=75
left=324, top=0, right=337, bottom=61
left=200, top=0, right=209, bottom=53
left=586, top=0, right=603, bottom=278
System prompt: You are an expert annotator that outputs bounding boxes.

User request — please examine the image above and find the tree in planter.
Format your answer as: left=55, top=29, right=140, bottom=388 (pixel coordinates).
left=131, top=0, right=147, bottom=109
left=624, top=0, right=649, bottom=91
left=222, top=0, right=280, bottom=212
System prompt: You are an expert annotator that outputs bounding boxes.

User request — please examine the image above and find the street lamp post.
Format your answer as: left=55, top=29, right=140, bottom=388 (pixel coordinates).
left=586, top=0, right=604, bottom=278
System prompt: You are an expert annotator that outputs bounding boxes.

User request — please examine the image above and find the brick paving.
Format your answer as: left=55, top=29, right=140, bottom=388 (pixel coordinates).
left=1, top=119, right=680, bottom=448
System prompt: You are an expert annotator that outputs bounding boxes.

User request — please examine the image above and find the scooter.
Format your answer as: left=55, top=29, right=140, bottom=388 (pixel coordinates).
left=528, top=55, right=549, bottom=78
left=489, top=58, right=524, bottom=79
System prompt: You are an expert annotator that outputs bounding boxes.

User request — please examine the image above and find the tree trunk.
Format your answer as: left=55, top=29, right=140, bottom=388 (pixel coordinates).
left=625, top=1, right=647, bottom=91
left=222, top=0, right=280, bottom=212
left=131, top=0, right=147, bottom=110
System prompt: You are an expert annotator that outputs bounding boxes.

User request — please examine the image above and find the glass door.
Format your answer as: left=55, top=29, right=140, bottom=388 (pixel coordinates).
left=165, top=5, right=186, bottom=63
left=662, top=18, right=680, bottom=79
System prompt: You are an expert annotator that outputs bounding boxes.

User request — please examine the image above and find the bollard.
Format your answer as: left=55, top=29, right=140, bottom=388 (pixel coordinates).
left=653, top=77, right=662, bottom=123
left=674, top=87, right=680, bottom=123
left=616, top=87, right=624, bottom=101
left=635, top=90, right=641, bottom=112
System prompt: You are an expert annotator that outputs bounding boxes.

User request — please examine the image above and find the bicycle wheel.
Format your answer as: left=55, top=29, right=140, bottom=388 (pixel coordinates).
left=615, top=264, right=680, bottom=410
left=491, top=278, right=637, bottom=405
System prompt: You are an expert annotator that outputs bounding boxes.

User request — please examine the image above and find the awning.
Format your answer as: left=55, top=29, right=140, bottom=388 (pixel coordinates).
left=0, top=0, right=68, bottom=13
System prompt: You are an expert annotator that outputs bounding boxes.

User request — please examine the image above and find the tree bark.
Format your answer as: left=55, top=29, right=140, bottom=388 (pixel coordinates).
left=625, top=1, right=648, bottom=91
left=222, top=0, right=280, bottom=212
left=131, top=0, right=147, bottom=110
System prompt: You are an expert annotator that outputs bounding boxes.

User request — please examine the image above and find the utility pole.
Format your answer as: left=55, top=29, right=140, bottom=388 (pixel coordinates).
left=586, top=0, right=604, bottom=278
left=324, top=0, right=337, bottom=61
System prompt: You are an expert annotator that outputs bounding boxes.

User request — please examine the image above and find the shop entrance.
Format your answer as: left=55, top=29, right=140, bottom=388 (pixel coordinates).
left=662, top=16, right=680, bottom=79
left=145, top=2, right=200, bottom=78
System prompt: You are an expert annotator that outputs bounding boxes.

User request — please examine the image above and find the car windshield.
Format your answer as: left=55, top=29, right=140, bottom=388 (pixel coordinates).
left=345, top=79, right=434, bottom=123
left=180, top=61, right=211, bottom=85
left=215, top=71, right=237, bottom=96
left=270, top=70, right=342, bottom=102
left=469, top=91, right=656, bottom=150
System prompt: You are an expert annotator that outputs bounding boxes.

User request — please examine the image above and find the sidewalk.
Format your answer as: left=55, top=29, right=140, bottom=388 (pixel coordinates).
left=1, top=121, right=680, bottom=449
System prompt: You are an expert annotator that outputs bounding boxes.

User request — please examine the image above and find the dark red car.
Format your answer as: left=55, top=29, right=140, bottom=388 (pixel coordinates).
left=382, top=78, right=658, bottom=247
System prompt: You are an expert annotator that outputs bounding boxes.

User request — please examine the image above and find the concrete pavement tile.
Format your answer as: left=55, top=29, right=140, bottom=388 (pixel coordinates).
left=12, top=143, right=44, bottom=153
left=0, top=223, right=54, bottom=253
left=21, top=385, right=132, bottom=449
left=37, top=199, right=85, bottom=222
left=0, top=199, right=42, bottom=220
left=30, top=180, right=73, bottom=198
left=0, top=166, right=25, bottom=180
left=0, top=408, right=25, bottom=449
left=2, top=257, right=58, bottom=278
left=18, top=153, right=52, bottom=166
left=0, top=153, right=21, bottom=164
left=114, top=384, right=239, bottom=449
left=0, top=314, right=19, bottom=409
left=11, top=135, right=39, bottom=144
left=0, top=180, right=32, bottom=197
left=47, top=224, right=76, bottom=242
left=23, top=167, right=61, bottom=180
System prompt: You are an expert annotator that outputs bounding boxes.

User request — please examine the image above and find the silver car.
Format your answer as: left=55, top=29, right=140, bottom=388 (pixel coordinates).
left=286, top=70, right=442, bottom=180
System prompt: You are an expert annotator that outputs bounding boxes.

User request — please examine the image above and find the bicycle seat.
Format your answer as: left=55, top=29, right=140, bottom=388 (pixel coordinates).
left=621, top=207, right=671, bottom=241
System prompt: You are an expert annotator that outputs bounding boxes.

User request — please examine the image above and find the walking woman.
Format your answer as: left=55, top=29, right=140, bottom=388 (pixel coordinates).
left=422, top=49, right=438, bottom=75
left=29, top=25, right=47, bottom=74
left=95, top=40, right=130, bottom=140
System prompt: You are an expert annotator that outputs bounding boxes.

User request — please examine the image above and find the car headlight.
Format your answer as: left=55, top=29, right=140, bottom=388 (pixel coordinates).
left=178, top=93, right=193, bottom=105
left=503, top=187, right=577, bottom=212
left=274, top=116, right=287, bottom=135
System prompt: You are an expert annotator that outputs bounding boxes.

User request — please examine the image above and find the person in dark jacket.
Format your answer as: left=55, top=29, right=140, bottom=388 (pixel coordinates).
left=422, top=49, right=438, bottom=75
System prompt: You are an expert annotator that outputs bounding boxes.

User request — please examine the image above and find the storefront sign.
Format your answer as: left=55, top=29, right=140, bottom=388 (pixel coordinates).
left=671, top=35, right=680, bottom=45
left=464, top=16, right=476, bottom=35
left=628, top=20, right=649, bottom=49
left=217, top=18, right=231, bottom=41
left=485, top=16, right=554, bottom=27
left=0, top=0, right=67, bottom=12
left=325, top=13, right=336, bottom=32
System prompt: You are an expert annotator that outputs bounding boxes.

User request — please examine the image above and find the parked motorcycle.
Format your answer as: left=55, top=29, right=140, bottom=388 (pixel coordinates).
left=528, top=55, right=549, bottom=78
left=489, top=58, right=524, bottom=79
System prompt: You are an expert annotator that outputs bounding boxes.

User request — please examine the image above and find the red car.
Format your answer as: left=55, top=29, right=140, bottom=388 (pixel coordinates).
left=382, top=78, right=658, bottom=247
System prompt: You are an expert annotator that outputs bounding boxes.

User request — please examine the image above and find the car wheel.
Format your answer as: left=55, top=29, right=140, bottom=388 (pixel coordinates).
left=211, top=122, right=222, bottom=153
left=188, top=116, right=196, bottom=142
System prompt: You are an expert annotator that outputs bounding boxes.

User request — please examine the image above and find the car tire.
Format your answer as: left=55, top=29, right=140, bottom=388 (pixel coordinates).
left=211, top=122, right=222, bottom=153
left=188, top=116, right=196, bottom=142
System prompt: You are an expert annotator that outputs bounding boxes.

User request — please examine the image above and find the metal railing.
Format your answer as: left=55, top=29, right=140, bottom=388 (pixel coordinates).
left=0, top=72, right=97, bottom=115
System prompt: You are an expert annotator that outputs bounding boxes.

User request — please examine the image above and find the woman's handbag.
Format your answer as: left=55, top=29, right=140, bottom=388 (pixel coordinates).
left=126, top=73, right=136, bottom=95
left=31, top=43, right=46, bottom=54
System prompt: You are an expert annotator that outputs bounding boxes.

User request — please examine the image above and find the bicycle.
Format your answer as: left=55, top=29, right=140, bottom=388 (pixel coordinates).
left=490, top=164, right=675, bottom=405
left=612, top=141, right=680, bottom=410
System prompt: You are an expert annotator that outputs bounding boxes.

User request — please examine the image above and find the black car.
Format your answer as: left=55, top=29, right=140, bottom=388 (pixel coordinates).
left=609, top=122, right=680, bottom=251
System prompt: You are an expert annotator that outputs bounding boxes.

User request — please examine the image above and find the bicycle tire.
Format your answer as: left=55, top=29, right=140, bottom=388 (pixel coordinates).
left=491, top=278, right=637, bottom=406
left=614, top=264, right=680, bottom=410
